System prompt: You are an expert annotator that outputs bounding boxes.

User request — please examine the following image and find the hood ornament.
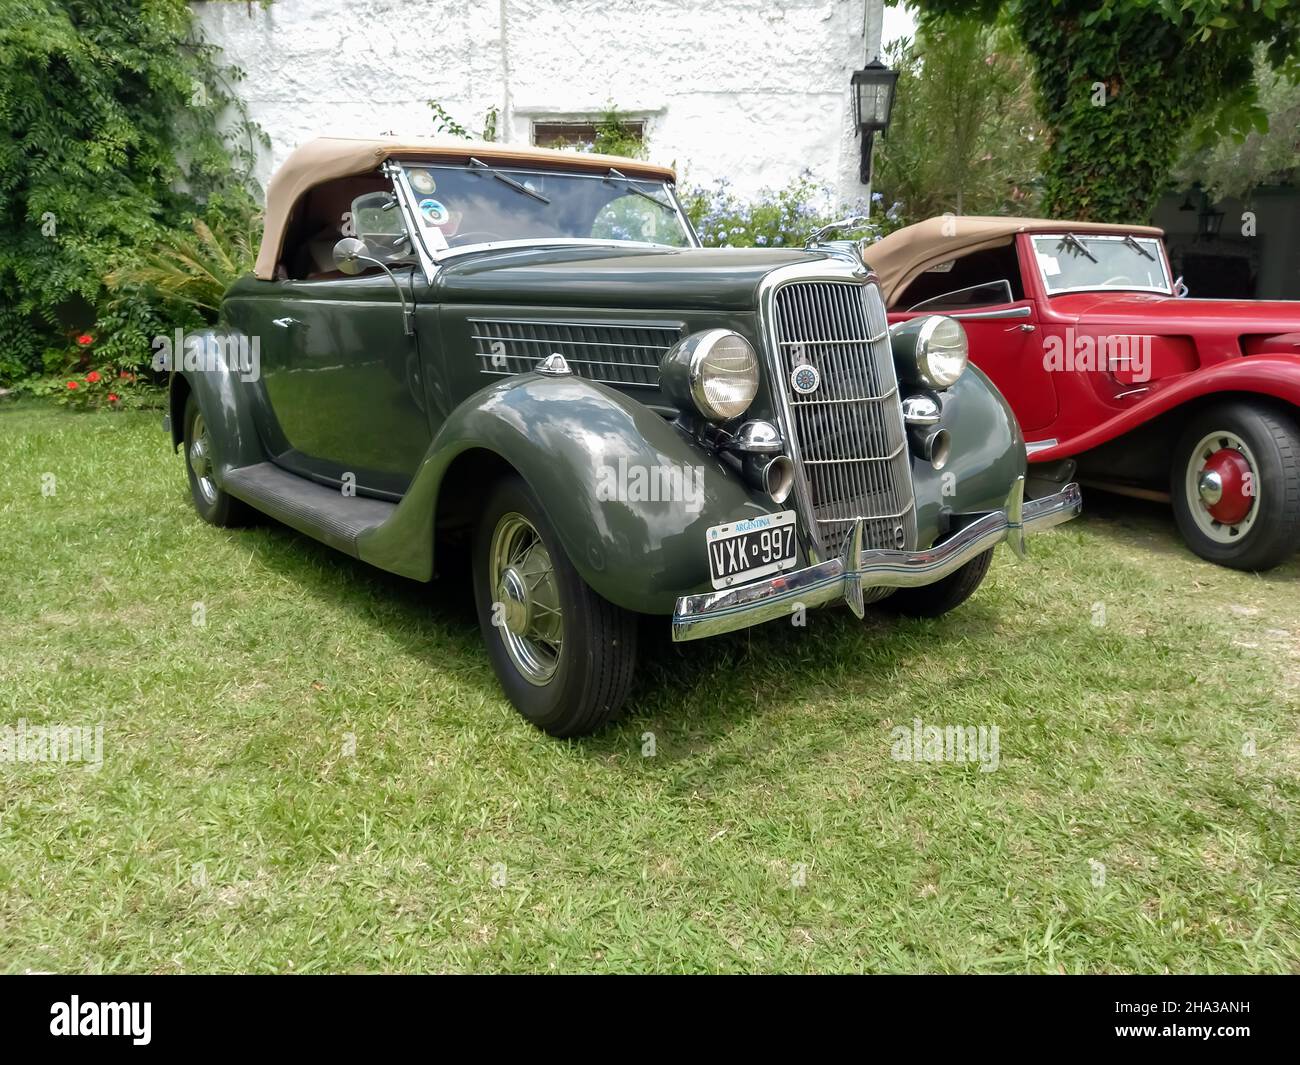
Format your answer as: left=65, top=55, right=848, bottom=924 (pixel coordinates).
left=536, top=353, right=573, bottom=376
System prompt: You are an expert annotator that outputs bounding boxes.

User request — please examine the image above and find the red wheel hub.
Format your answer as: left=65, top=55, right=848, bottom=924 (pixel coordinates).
left=1198, top=448, right=1254, bottom=525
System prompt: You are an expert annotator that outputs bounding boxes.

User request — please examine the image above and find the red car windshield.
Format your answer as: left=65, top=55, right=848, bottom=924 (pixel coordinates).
left=1032, top=234, right=1170, bottom=295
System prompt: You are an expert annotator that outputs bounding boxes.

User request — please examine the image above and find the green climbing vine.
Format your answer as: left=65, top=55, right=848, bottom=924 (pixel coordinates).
left=903, top=0, right=1299, bottom=221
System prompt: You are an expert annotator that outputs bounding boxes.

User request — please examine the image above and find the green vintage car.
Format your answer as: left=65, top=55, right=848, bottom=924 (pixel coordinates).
left=166, top=136, right=1082, bottom=736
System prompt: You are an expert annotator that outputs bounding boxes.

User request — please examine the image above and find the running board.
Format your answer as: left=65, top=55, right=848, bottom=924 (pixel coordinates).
left=223, top=463, right=396, bottom=556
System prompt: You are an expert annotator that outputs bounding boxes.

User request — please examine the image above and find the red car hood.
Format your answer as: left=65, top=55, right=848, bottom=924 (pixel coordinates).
left=1048, top=292, right=1300, bottom=337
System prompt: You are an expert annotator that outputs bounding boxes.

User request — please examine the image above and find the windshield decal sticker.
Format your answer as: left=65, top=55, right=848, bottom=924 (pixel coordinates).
left=1038, top=254, right=1060, bottom=276
left=419, top=198, right=450, bottom=226
left=409, top=170, right=437, bottom=195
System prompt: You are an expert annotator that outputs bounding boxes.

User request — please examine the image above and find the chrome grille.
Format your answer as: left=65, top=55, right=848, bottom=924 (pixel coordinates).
left=470, top=318, right=681, bottom=388
left=772, top=280, right=916, bottom=557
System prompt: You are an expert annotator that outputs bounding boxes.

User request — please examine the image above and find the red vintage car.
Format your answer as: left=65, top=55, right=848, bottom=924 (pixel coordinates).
left=864, top=216, right=1300, bottom=571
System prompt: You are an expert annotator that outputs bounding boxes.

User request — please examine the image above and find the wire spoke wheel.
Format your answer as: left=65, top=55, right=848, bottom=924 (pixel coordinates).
left=187, top=412, right=219, bottom=506
left=489, top=512, right=564, bottom=685
left=472, top=476, right=637, bottom=736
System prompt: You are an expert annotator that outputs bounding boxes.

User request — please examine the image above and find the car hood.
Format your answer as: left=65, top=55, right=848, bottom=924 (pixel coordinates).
left=431, top=244, right=845, bottom=310
left=1049, top=291, right=1300, bottom=334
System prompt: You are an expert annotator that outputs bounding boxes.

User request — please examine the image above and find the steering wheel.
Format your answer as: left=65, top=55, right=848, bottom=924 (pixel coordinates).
left=1101, top=275, right=1134, bottom=287
left=447, top=231, right=508, bottom=247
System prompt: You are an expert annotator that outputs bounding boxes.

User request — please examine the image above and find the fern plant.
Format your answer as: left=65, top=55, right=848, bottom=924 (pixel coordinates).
left=106, top=203, right=261, bottom=317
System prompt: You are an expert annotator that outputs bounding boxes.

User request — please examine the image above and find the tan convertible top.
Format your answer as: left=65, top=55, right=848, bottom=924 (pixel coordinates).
left=863, top=215, right=1165, bottom=304
left=254, top=136, right=678, bottom=280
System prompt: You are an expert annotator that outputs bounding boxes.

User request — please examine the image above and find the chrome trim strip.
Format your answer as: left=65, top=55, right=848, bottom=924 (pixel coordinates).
left=779, top=330, right=890, bottom=346
left=664, top=183, right=703, bottom=249
left=1045, top=284, right=1173, bottom=297
left=478, top=369, right=658, bottom=388
left=383, top=160, right=438, bottom=284
left=946, top=305, right=1033, bottom=321
left=1025, top=438, right=1058, bottom=455
left=433, top=237, right=686, bottom=262
left=671, top=482, right=1083, bottom=641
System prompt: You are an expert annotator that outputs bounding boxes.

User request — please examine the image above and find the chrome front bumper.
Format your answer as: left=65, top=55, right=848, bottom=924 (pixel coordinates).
left=671, top=479, right=1082, bottom=642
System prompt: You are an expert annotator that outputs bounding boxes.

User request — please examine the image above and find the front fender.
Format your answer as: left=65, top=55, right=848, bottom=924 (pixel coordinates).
left=911, top=364, right=1027, bottom=547
left=356, top=374, right=776, bottom=612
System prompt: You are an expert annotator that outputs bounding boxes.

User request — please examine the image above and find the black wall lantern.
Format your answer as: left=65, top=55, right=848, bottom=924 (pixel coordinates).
left=851, top=57, right=899, bottom=184
left=1197, top=201, right=1225, bottom=240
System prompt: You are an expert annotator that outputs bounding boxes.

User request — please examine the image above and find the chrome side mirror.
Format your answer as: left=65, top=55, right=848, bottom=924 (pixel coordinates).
left=332, top=237, right=369, bottom=276
left=330, top=237, right=414, bottom=335
left=1173, top=275, right=1190, bottom=298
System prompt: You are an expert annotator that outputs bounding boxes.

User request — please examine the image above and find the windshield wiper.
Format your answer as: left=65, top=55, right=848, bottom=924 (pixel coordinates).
left=1060, top=232, right=1097, bottom=263
left=1123, top=234, right=1155, bottom=261
left=605, top=168, right=674, bottom=212
left=468, top=157, right=550, bottom=204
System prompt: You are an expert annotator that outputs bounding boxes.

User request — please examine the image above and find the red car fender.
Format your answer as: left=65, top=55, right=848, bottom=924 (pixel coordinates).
left=1031, top=355, right=1300, bottom=463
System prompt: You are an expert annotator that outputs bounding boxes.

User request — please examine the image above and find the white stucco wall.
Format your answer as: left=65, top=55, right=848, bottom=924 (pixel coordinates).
left=194, top=0, right=889, bottom=205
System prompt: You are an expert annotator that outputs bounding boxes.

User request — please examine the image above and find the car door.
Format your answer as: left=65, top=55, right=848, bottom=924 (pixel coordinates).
left=236, top=180, right=434, bottom=498
left=254, top=272, right=429, bottom=497
left=888, top=247, right=1059, bottom=433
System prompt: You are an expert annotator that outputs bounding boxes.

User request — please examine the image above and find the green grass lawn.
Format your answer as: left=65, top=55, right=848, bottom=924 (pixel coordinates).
left=1, top=401, right=1297, bottom=973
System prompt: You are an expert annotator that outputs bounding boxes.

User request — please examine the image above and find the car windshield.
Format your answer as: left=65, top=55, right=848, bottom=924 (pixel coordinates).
left=1031, top=234, right=1170, bottom=294
left=398, top=161, right=693, bottom=254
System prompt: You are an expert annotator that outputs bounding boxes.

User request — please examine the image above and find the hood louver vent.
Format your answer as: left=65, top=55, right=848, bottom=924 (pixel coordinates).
left=470, top=318, right=683, bottom=389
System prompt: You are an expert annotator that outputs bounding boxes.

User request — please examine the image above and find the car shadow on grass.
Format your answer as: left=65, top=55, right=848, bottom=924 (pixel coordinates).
left=221, top=514, right=492, bottom=678
left=210, top=504, right=1024, bottom=764
left=602, top=595, right=1005, bottom=764
left=1078, top=487, right=1300, bottom=583
left=212, top=506, right=983, bottom=754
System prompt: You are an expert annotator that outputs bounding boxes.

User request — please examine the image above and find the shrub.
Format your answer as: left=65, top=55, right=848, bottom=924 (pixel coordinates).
left=680, top=175, right=904, bottom=250
left=0, top=0, right=265, bottom=385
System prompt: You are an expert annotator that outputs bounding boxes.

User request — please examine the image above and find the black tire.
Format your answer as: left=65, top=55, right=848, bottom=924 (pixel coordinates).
left=1171, top=401, right=1300, bottom=571
left=879, top=548, right=993, bottom=618
left=182, top=393, right=252, bottom=527
left=472, top=475, right=637, bottom=737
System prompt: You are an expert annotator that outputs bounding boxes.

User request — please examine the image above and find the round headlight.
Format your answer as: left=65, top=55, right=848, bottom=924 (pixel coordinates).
left=890, top=315, right=969, bottom=389
left=660, top=329, right=759, bottom=421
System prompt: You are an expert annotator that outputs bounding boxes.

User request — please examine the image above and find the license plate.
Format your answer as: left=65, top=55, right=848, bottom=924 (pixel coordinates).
left=706, top=510, right=798, bottom=590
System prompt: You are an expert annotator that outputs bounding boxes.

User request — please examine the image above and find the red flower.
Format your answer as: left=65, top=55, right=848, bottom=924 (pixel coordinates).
left=108, top=393, right=120, bottom=403
left=118, top=371, right=133, bottom=380
left=86, top=370, right=101, bottom=383
left=66, top=381, right=78, bottom=390
left=76, top=334, right=94, bottom=346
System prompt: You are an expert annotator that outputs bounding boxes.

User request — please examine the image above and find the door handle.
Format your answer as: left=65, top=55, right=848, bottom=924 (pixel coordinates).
left=1017, top=323, right=1036, bottom=333
left=272, top=317, right=300, bottom=329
